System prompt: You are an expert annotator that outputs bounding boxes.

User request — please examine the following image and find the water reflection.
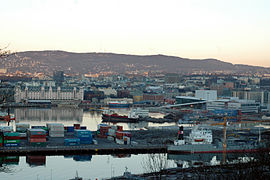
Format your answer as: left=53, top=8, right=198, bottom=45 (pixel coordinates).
left=26, top=156, right=46, bottom=166
left=0, top=152, right=268, bottom=179
left=167, top=152, right=261, bottom=168
left=15, top=108, right=83, bottom=122
left=10, top=108, right=174, bottom=131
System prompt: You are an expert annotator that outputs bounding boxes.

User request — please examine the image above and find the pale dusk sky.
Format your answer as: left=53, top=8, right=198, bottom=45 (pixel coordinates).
left=1, top=0, right=270, bottom=67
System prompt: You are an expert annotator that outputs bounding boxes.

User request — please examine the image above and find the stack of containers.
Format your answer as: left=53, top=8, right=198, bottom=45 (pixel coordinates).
left=74, top=130, right=92, bottom=144
left=3, top=132, right=21, bottom=147
left=47, top=123, right=64, bottom=137
left=107, top=126, right=117, bottom=141
left=115, top=131, right=131, bottom=145
left=64, top=126, right=68, bottom=132
left=27, top=129, right=47, bottom=146
left=64, top=138, right=80, bottom=146
left=0, top=132, right=3, bottom=147
left=98, top=124, right=111, bottom=138
left=16, top=123, right=30, bottom=133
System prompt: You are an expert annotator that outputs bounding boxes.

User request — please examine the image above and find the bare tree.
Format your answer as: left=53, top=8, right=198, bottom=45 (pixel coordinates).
left=0, top=46, right=12, bottom=58
left=141, top=153, right=170, bottom=179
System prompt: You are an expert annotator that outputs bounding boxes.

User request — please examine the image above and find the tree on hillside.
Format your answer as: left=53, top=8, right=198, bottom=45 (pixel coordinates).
left=0, top=46, right=12, bottom=58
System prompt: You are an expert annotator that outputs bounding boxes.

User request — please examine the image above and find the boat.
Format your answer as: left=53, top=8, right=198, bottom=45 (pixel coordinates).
left=167, top=125, right=269, bottom=154
left=102, top=109, right=138, bottom=123
left=108, top=101, right=130, bottom=108
left=102, top=108, right=149, bottom=123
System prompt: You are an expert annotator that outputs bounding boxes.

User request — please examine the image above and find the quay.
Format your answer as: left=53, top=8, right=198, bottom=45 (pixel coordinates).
left=0, top=144, right=167, bottom=156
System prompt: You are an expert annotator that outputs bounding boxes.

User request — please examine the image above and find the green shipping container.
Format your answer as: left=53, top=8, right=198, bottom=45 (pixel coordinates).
left=4, top=140, right=21, bottom=144
left=30, top=142, right=47, bottom=147
left=3, top=132, right=20, bottom=137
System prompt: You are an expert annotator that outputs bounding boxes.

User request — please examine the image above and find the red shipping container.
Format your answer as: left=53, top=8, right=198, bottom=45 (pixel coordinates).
left=116, top=131, right=124, bottom=139
left=122, top=132, right=131, bottom=138
left=117, top=126, right=123, bottom=131
left=97, top=134, right=107, bottom=138
left=4, top=136, right=21, bottom=140
left=0, top=143, right=3, bottom=147
left=74, top=124, right=80, bottom=129
left=29, top=135, right=47, bottom=138
left=29, top=138, right=46, bottom=143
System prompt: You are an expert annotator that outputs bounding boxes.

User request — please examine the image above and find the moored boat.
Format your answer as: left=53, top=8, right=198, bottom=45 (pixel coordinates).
left=108, top=101, right=130, bottom=108
left=168, top=125, right=269, bottom=154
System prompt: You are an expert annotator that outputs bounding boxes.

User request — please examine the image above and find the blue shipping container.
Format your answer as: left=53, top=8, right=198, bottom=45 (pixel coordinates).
left=64, top=142, right=80, bottom=146
left=64, top=138, right=80, bottom=143
left=4, top=143, right=20, bottom=147
left=74, top=130, right=92, bottom=137
left=79, top=136, right=92, bottom=141
left=67, top=126, right=74, bottom=132
left=80, top=140, right=92, bottom=144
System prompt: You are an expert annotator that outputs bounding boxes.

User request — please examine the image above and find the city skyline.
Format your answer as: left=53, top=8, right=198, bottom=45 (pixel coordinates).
left=1, top=0, right=270, bottom=67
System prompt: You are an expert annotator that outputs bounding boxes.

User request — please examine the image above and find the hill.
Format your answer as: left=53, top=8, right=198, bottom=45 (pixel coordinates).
left=1, top=50, right=269, bottom=75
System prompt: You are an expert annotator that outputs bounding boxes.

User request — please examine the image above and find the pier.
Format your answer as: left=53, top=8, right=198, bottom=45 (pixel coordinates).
left=0, top=144, right=167, bottom=156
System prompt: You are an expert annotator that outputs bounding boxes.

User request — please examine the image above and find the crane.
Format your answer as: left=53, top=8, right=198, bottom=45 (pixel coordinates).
left=211, top=116, right=228, bottom=164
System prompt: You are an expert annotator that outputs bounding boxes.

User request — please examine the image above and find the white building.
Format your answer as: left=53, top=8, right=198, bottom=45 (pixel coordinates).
left=195, top=90, right=217, bottom=101
left=206, top=99, right=259, bottom=113
left=15, top=85, right=84, bottom=103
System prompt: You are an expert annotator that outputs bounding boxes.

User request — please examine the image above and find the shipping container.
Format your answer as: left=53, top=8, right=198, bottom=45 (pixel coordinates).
left=0, top=126, right=13, bottom=132
left=28, top=138, right=46, bottom=143
left=4, top=143, right=20, bottom=147
left=64, top=138, right=80, bottom=143
left=65, top=142, right=80, bottom=146
left=3, top=132, right=20, bottom=137
left=4, top=140, right=21, bottom=144
left=73, top=124, right=80, bottom=129
left=30, top=142, right=47, bottom=147
left=67, top=126, right=74, bottom=132
left=79, top=140, right=92, bottom=144
left=3, top=136, right=21, bottom=140
left=117, top=125, right=123, bottom=131
left=28, top=135, right=46, bottom=138
left=27, top=129, right=47, bottom=136
left=16, top=123, right=30, bottom=132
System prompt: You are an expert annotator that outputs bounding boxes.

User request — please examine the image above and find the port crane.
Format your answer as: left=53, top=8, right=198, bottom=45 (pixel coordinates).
left=211, top=116, right=228, bottom=164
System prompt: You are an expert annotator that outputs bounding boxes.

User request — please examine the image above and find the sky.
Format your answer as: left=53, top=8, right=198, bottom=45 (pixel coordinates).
left=1, top=0, right=270, bottom=67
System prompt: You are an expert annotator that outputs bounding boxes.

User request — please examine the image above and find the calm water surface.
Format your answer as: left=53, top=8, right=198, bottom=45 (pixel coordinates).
left=3, top=107, right=175, bottom=131
left=0, top=154, right=176, bottom=179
